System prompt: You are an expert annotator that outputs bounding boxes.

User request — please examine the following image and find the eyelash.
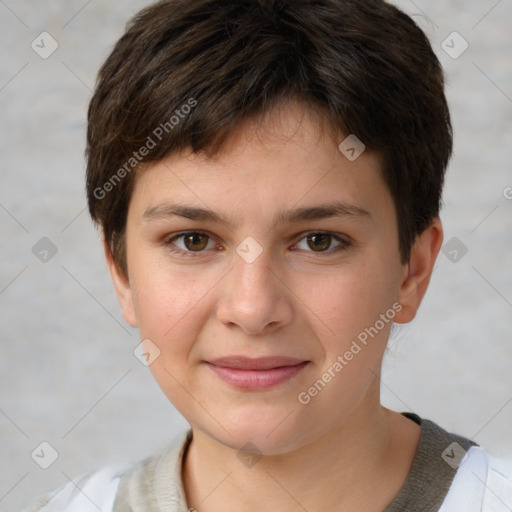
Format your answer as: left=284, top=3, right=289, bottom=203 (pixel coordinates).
left=163, top=231, right=351, bottom=258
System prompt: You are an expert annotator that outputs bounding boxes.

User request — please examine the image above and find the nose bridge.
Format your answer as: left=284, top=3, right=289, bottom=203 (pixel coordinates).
left=216, top=245, right=293, bottom=334
left=231, top=248, right=277, bottom=305
left=232, top=234, right=276, bottom=290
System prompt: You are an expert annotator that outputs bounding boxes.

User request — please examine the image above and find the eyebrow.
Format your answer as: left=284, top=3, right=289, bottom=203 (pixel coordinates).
left=142, top=201, right=371, bottom=228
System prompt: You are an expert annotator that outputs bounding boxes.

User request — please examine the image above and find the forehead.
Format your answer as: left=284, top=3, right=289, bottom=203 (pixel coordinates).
left=128, top=102, right=392, bottom=227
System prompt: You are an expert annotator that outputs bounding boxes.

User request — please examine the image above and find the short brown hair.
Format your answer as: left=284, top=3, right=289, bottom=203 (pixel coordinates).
left=86, top=0, right=452, bottom=275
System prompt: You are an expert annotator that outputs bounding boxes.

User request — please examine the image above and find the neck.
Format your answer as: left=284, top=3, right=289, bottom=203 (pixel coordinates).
left=182, top=397, right=420, bottom=511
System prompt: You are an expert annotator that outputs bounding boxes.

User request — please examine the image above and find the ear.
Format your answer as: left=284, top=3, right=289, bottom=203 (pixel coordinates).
left=103, top=239, right=138, bottom=328
left=394, top=218, right=443, bottom=324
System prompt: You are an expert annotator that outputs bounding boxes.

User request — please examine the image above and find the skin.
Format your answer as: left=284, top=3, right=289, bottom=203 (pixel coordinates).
left=106, top=101, right=443, bottom=511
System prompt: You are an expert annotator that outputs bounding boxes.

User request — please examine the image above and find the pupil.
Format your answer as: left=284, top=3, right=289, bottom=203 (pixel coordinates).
left=308, top=234, right=331, bottom=251
left=186, top=234, right=207, bottom=251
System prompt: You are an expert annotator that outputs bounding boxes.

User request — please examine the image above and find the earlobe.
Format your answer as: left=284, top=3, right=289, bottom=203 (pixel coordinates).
left=394, top=218, right=444, bottom=324
left=103, top=239, right=138, bottom=328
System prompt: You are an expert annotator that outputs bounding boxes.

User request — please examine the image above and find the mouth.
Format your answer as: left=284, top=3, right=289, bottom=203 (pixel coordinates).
left=204, top=356, right=310, bottom=391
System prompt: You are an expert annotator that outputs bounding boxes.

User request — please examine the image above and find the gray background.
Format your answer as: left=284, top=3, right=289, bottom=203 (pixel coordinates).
left=1, top=1, right=511, bottom=510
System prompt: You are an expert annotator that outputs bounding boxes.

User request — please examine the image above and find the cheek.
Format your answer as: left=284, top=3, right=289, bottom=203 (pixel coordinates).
left=297, top=257, right=400, bottom=345
left=129, top=258, right=215, bottom=351
left=130, top=263, right=217, bottom=407
left=291, top=262, right=398, bottom=411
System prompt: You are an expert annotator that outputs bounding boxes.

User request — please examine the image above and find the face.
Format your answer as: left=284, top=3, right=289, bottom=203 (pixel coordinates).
left=108, top=102, right=440, bottom=455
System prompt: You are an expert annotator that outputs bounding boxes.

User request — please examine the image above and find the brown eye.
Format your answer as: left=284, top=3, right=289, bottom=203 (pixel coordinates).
left=294, top=232, right=349, bottom=254
left=166, top=232, right=216, bottom=256
left=306, top=233, right=333, bottom=252
left=183, top=233, right=210, bottom=251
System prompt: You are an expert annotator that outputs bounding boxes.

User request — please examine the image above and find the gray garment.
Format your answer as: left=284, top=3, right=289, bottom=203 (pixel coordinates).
left=383, top=413, right=477, bottom=511
left=113, top=429, right=192, bottom=511
left=113, top=413, right=477, bottom=512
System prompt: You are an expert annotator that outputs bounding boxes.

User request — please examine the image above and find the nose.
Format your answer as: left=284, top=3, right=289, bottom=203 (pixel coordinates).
left=216, top=252, right=294, bottom=335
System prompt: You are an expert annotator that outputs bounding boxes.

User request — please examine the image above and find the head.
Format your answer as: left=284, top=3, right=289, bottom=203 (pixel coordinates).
left=86, top=0, right=450, bottom=453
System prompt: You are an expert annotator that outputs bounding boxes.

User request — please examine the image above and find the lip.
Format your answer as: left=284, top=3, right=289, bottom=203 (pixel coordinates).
left=205, top=357, right=309, bottom=390
left=208, top=356, right=306, bottom=370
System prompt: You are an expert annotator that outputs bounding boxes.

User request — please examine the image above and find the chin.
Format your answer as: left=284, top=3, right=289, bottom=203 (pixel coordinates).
left=197, top=409, right=316, bottom=457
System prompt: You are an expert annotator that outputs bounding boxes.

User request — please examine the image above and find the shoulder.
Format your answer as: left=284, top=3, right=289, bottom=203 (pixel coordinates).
left=440, top=446, right=512, bottom=512
left=22, top=430, right=192, bottom=512
left=484, top=452, right=512, bottom=510
left=21, top=466, right=125, bottom=512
